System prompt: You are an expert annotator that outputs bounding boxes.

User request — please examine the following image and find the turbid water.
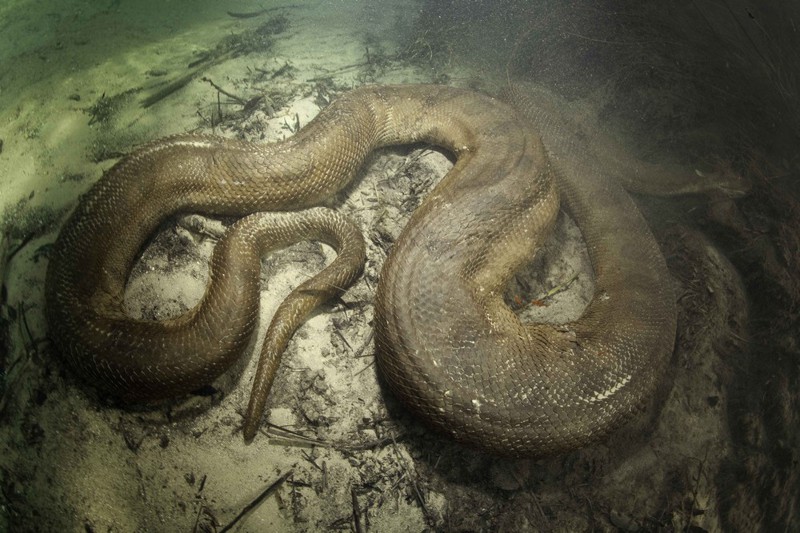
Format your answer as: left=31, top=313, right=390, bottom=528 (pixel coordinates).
left=1, top=1, right=798, bottom=531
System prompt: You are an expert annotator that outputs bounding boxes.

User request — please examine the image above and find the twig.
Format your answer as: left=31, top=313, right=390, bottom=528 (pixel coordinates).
left=218, top=470, right=294, bottom=533
left=228, top=9, right=268, bottom=19
left=227, top=4, right=301, bottom=19
left=334, top=329, right=353, bottom=352
left=195, top=109, right=212, bottom=127
left=531, top=492, right=549, bottom=525
left=306, top=61, right=374, bottom=82
left=301, top=450, right=323, bottom=471
left=202, top=77, right=248, bottom=106
left=141, top=70, right=200, bottom=108
left=686, top=450, right=709, bottom=530
left=536, top=273, right=579, bottom=303
left=337, top=433, right=403, bottom=452
left=0, top=231, right=9, bottom=306
left=191, top=506, right=218, bottom=533
left=4, top=230, right=36, bottom=264
left=354, top=359, right=375, bottom=377
left=352, top=330, right=374, bottom=359
left=271, top=62, right=294, bottom=79
left=389, top=440, right=431, bottom=524
left=140, top=48, right=234, bottom=108
left=351, top=486, right=364, bottom=533
left=263, top=418, right=400, bottom=452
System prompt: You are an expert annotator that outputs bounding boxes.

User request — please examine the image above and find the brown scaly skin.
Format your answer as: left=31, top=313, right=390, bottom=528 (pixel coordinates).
left=46, top=85, right=677, bottom=455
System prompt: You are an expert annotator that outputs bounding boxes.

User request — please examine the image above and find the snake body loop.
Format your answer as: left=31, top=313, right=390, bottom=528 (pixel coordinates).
left=46, top=85, right=676, bottom=456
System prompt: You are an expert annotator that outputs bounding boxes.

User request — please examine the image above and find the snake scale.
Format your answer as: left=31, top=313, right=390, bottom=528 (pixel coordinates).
left=45, top=84, right=677, bottom=456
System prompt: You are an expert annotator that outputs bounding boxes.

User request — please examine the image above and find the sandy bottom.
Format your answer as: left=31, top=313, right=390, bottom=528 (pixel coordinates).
left=0, top=1, right=757, bottom=531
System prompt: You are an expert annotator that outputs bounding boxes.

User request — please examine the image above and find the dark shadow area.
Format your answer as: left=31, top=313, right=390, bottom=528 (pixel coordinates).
left=404, top=0, right=800, bottom=530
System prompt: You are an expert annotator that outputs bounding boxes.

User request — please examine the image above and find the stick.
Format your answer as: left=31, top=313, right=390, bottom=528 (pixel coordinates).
left=202, top=77, right=248, bottom=106
left=140, top=51, right=232, bottom=108
left=351, top=486, right=363, bottom=533
left=305, top=61, right=375, bottom=82
left=219, top=470, right=294, bottom=533
left=227, top=9, right=268, bottom=19
left=227, top=4, right=302, bottom=19
left=140, top=71, right=199, bottom=108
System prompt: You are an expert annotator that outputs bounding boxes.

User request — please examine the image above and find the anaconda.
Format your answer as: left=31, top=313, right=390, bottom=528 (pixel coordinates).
left=46, top=84, right=678, bottom=456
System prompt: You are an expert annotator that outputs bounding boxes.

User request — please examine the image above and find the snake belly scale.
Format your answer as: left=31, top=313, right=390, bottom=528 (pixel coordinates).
left=45, top=85, right=676, bottom=456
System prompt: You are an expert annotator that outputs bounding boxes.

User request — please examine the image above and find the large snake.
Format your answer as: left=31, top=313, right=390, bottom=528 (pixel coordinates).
left=46, top=84, right=679, bottom=457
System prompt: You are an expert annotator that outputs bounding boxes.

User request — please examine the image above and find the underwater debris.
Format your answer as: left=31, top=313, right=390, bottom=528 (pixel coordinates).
left=86, top=93, right=112, bottom=125
left=89, top=145, right=126, bottom=163
left=227, top=9, right=267, bottom=19
left=0, top=232, right=9, bottom=411
left=198, top=76, right=273, bottom=127
left=0, top=207, right=54, bottom=420
left=508, top=272, right=580, bottom=310
left=140, top=16, right=290, bottom=109
left=216, top=470, right=293, bottom=532
left=140, top=71, right=198, bottom=109
left=86, top=89, right=138, bottom=126
left=201, top=77, right=248, bottom=107
left=227, top=5, right=302, bottom=20
left=218, top=15, right=290, bottom=57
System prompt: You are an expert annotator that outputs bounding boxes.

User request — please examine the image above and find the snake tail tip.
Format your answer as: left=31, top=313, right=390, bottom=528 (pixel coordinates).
left=242, top=419, right=258, bottom=443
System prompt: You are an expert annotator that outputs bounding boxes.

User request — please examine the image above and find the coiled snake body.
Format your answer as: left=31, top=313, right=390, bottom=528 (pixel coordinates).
left=46, top=85, right=676, bottom=456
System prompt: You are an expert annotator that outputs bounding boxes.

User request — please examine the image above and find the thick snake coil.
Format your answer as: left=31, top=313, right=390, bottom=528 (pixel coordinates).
left=46, top=85, right=677, bottom=457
